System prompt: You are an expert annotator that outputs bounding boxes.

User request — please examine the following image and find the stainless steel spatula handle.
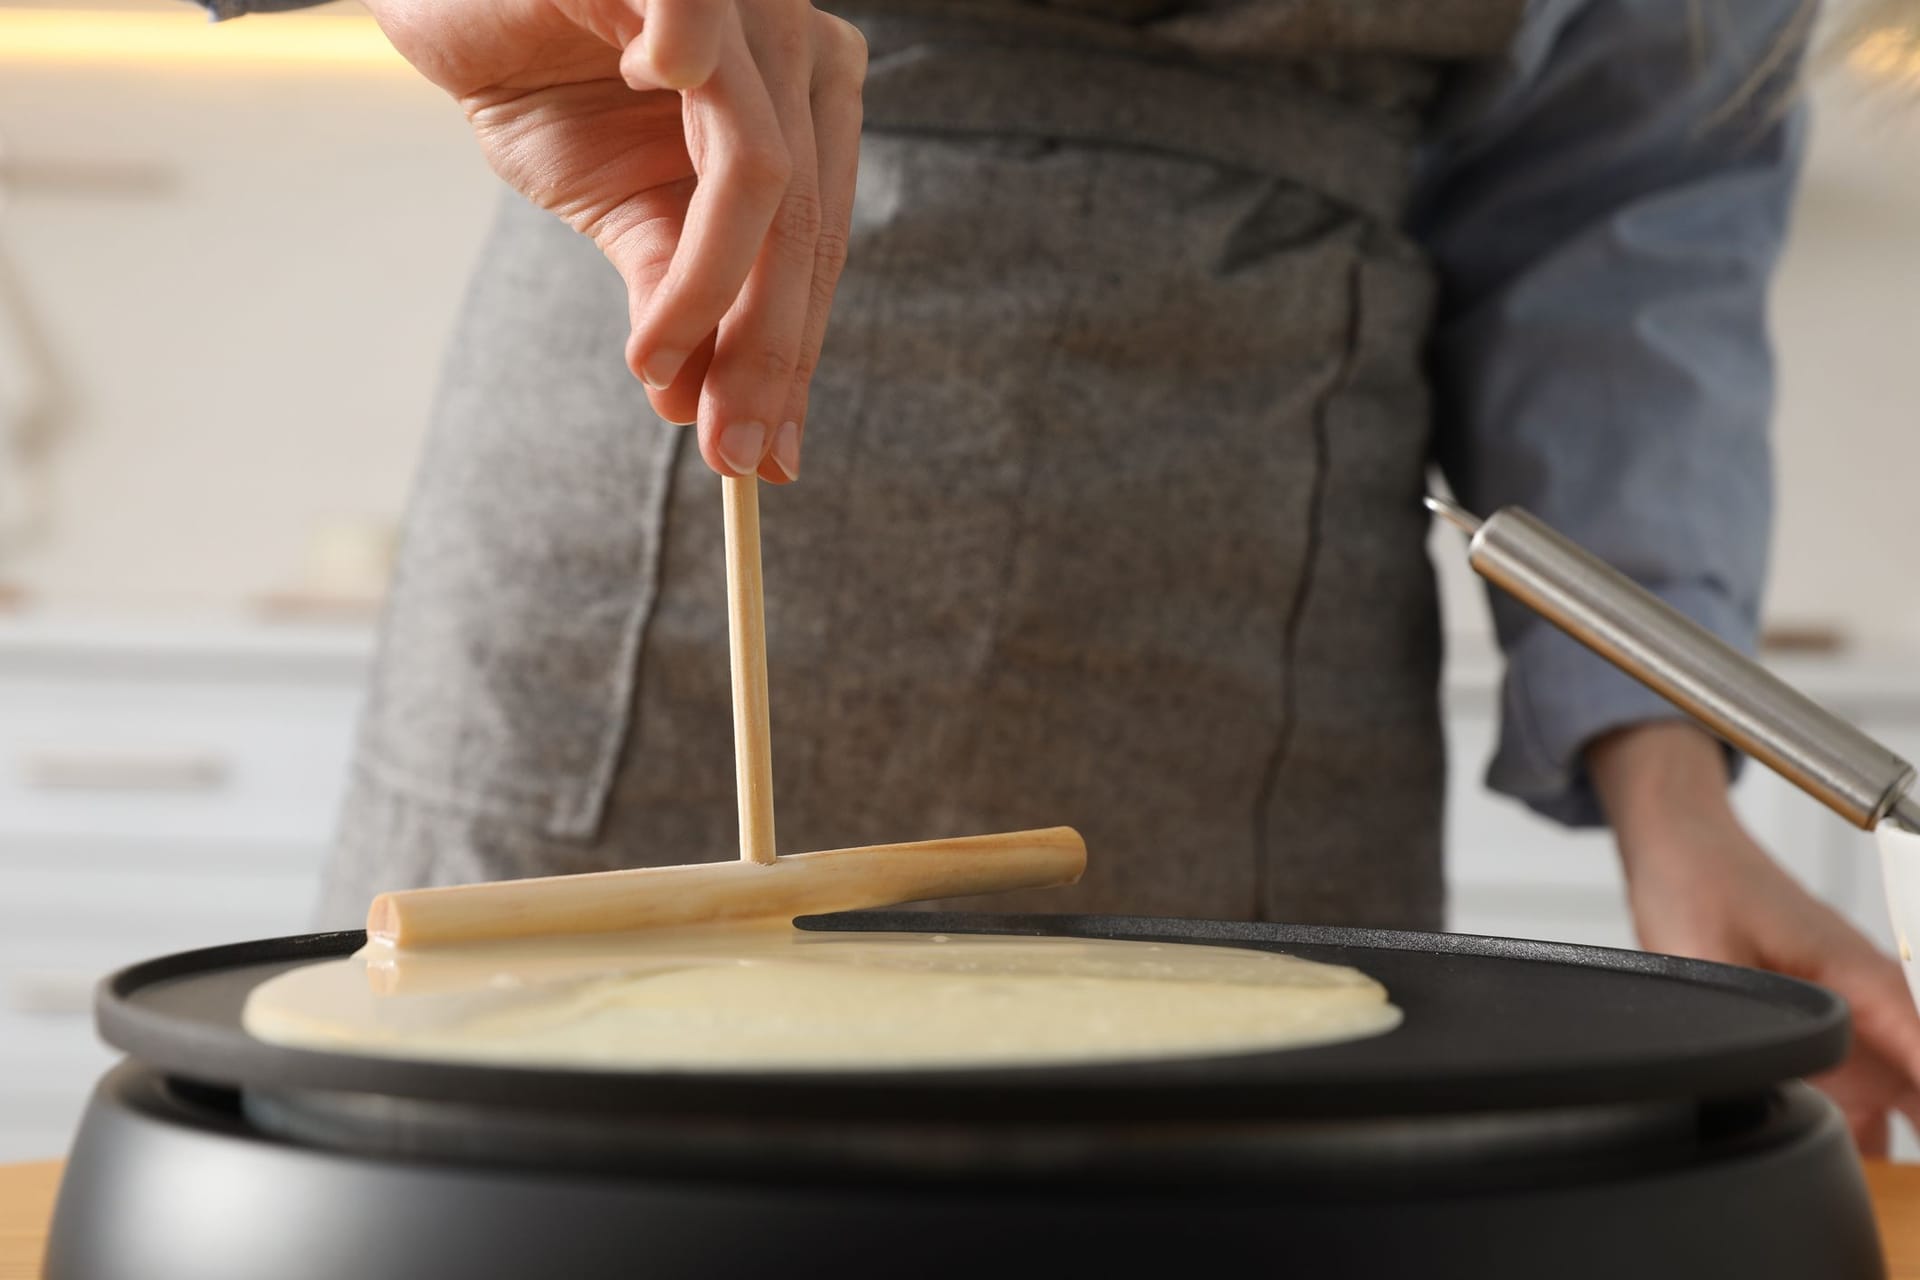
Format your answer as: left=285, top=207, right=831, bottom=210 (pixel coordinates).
left=1428, top=496, right=1920, bottom=833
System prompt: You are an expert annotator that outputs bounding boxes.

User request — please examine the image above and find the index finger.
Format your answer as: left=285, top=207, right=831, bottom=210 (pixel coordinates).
left=625, top=14, right=791, bottom=392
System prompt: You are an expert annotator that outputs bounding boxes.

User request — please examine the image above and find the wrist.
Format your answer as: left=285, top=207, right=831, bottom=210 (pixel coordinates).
left=1588, top=722, right=1745, bottom=874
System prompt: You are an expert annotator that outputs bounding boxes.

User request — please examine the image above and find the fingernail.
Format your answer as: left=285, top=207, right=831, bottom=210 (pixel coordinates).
left=718, top=421, right=767, bottom=476
left=770, top=421, right=802, bottom=481
left=641, top=348, right=687, bottom=390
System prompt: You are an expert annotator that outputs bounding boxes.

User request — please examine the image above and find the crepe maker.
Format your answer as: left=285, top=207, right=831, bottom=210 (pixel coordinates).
left=45, top=911, right=1882, bottom=1279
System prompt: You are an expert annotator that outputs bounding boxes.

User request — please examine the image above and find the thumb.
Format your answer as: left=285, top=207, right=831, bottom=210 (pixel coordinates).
left=581, top=197, right=709, bottom=421
left=640, top=332, right=715, bottom=427
left=617, top=0, right=728, bottom=91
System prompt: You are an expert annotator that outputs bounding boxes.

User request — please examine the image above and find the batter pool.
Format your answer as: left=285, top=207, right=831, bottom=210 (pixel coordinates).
left=242, top=926, right=1402, bottom=1072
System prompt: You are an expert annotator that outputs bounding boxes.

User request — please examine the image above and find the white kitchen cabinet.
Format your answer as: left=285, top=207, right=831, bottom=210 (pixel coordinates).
left=0, top=619, right=369, bottom=1161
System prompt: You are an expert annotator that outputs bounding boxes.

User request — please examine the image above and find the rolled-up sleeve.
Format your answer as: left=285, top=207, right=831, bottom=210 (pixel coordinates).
left=1413, top=0, right=1812, bottom=826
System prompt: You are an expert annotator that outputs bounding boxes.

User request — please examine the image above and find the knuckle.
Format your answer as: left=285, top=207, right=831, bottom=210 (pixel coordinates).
left=817, top=14, right=868, bottom=82
left=757, top=342, right=799, bottom=386
left=808, top=270, right=841, bottom=322
left=772, top=18, right=809, bottom=65
left=790, top=344, right=819, bottom=386
left=771, top=187, right=824, bottom=258
left=734, top=140, right=793, bottom=193
left=745, top=0, right=810, bottom=59
left=811, top=223, right=849, bottom=281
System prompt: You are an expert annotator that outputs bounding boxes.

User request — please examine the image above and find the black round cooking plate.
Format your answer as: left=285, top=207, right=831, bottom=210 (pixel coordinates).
left=95, top=912, right=1848, bottom=1122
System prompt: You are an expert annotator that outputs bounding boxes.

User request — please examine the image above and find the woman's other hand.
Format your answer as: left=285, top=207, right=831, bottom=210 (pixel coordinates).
left=1592, top=721, right=1920, bottom=1155
left=365, top=0, right=866, bottom=482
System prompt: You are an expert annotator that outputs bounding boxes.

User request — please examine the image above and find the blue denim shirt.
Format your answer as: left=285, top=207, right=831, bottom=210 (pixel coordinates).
left=198, top=0, right=1808, bottom=828
left=1413, top=0, right=1804, bottom=824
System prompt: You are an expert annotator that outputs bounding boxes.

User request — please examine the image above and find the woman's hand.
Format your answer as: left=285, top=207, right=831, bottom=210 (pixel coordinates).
left=364, top=0, right=866, bottom=482
left=1591, top=722, right=1920, bottom=1155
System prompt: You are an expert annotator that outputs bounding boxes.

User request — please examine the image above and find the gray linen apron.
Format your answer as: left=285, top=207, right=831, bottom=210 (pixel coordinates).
left=320, top=0, right=1525, bottom=930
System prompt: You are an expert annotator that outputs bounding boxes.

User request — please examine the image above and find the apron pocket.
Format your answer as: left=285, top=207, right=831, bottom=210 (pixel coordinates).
left=351, top=195, right=681, bottom=842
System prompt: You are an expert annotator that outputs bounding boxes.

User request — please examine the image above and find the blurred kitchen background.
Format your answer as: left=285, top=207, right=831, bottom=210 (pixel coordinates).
left=3, top=0, right=1920, bottom=1159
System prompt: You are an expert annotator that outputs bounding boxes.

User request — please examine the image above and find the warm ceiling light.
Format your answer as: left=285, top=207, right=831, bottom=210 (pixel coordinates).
left=1848, top=25, right=1920, bottom=91
left=0, top=7, right=408, bottom=71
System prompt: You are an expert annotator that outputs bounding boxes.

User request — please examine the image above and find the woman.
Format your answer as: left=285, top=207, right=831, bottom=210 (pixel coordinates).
left=206, top=0, right=1920, bottom=1149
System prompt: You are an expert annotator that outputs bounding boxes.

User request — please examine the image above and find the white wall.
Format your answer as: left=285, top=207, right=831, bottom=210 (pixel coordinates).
left=1765, top=88, right=1920, bottom=650
left=1431, top=77, right=1920, bottom=654
left=0, top=3, right=496, bottom=611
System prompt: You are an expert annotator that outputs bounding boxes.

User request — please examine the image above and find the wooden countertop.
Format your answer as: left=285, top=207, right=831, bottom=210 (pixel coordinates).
left=6, top=1157, right=1920, bottom=1275
left=0, top=1163, right=59, bottom=1280
left=1882, top=1162, right=1920, bottom=1279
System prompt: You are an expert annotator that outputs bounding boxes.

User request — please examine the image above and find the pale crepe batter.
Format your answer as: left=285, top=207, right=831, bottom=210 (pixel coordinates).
left=243, top=927, right=1401, bottom=1072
